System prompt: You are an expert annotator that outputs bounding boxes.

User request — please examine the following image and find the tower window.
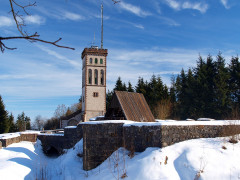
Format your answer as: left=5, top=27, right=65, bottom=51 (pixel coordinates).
left=88, top=69, right=92, bottom=84
left=93, top=92, right=99, bottom=97
left=101, top=69, right=104, bottom=85
left=95, top=58, right=98, bottom=64
left=94, top=69, right=98, bottom=85
left=100, top=58, right=103, bottom=64
left=90, top=58, right=93, bottom=64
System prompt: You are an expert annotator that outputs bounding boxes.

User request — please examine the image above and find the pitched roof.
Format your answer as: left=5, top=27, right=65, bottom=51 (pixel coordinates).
left=109, top=91, right=155, bottom=122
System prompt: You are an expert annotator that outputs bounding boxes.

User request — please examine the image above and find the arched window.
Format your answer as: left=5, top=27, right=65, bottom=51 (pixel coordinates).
left=95, top=58, right=98, bottom=64
left=90, top=58, right=93, bottom=64
left=100, top=58, right=103, bottom=64
left=94, top=69, right=98, bottom=85
left=101, top=70, right=104, bottom=85
left=88, top=69, right=92, bottom=84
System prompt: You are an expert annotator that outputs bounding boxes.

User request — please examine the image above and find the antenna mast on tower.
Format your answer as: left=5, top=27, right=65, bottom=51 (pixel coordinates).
left=101, top=3, right=103, bottom=49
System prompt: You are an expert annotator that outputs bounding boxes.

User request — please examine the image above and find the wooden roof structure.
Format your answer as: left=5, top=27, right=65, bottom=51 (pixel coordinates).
left=105, top=91, right=155, bottom=122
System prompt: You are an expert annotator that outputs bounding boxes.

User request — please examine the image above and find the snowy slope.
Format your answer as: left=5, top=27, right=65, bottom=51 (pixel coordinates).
left=0, top=136, right=240, bottom=180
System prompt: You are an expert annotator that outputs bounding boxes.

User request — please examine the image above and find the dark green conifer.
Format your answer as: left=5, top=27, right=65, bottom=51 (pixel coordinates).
left=0, top=95, right=9, bottom=133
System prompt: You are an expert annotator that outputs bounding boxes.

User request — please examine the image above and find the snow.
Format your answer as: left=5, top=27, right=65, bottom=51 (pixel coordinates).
left=0, top=135, right=240, bottom=179
left=82, top=120, right=135, bottom=125
left=0, top=131, right=40, bottom=139
left=89, top=116, right=104, bottom=121
left=197, top=118, right=215, bottom=121
left=80, top=119, right=240, bottom=127
left=125, top=120, right=240, bottom=127
left=64, top=126, right=77, bottom=129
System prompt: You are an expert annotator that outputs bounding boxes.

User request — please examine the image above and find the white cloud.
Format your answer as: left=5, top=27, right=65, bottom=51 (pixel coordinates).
left=164, top=0, right=209, bottom=13
left=63, top=12, right=85, bottom=21
left=37, top=45, right=81, bottom=68
left=0, top=16, right=14, bottom=27
left=25, top=15, right=46, bottom=25
left=119, top=1, right=151, bottom=17
left=182, top=2, right=208, bottom=13
left=165, top=0, right=180, bottom=10
left=157, top=16, right=180, bottom=26
left=36, top=7, right=85, bottom=21
left=220, top=0, right=230, bottom=9
left=134, top=24, right=144, bottom=29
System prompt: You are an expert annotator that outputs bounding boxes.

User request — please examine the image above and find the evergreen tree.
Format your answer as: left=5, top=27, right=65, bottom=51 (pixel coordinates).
left=169, top=76, right=177, bottom=119
left=228, top=56, right=240, bottom=118
left=127, top=81, right=134, bottom=92
left=25, top=116, right=31, bottom=130
left=106, top=90, right=113, bottom=110
left=176, top=69, right=188, bottom=119
left=0, top=95, right=9, bottom=133
left=8, top=113, right=16, bottom=132
left=16, top=112, right=26, bottom=131
left=214, top=53, right=230, bottom=118
left=114, top=77, right=127, bottom=91
left=186, top=68, right=198, bottom=118
left=135, top=77, right=147, bottom=95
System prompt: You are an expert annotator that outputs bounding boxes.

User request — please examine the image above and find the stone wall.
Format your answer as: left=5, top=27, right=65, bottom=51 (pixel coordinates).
left=123, top=125, right=240, bottom=152
left=83, top=123, right=124, bottom=170
left=82, top=123, right=240, bottom=170
left=37, top=124, right=83, bottom=154
left=0, top=133, right=38, bottom=147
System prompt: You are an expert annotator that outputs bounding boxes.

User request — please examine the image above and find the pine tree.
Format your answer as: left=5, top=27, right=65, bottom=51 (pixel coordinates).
left=114, top=77, right=127, bottom=91
left=0, top=95, right=10, bottom=133
left=25, top=116, right=31, bottom=130
left=16, top=112, right=26, bottom=131
left=185, top=68, right=197, bottom=118
left=127, top=81, right=134, bottom=92
left=8, top=113, right=16, bottom=132
left=176, top=69, right=188, bottom=119
left=106, top=90, right=113, bottom=110
left=214, top=53, right=230, bottom=118
left=228, top=56, right=240, bottom=118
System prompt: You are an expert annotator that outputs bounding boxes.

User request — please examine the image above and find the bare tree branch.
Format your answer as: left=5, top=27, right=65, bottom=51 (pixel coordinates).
left=0, top=0, right=75, bottom=53
left=111, top=0, right=120, bottom=4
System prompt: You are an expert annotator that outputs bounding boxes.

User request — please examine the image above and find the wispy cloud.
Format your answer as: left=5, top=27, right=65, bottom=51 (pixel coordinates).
left=63, top=12, right=85, bottom=21
left=25, top=15, right=46, bottom=25
left=157, top=16, right=180, bottom=27
left=164, top=0, right=209, bottom=13
left=37, top=6, right=85, bottom=21
left=220, top=0, right=230, bottom=9
left=0, top=16, right=14, bottom=27
left=36, top=45, right=81, bottom=68
left=134, top=24, right=144, bottom=29
left=119, top=1, right=151, bottom=17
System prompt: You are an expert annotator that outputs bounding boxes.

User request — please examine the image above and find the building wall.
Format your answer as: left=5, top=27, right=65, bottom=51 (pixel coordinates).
left=82, top=50, right=107, bottom=121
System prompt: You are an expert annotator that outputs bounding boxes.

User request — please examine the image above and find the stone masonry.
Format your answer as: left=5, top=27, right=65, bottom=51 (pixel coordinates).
left=0, top=133, right=38, bottom=147
left=82, top=122, right=240, bottom=170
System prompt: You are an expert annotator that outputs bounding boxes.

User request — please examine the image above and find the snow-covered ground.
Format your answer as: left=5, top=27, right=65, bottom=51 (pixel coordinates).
left=0, top=135, right=240, bottom=180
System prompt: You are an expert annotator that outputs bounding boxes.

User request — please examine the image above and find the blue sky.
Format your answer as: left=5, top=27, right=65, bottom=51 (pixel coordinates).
left=0, top=0, right=240, bottom=121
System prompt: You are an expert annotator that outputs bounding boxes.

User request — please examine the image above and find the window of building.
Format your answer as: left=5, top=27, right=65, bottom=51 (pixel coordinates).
left=93, top=92, right=99, bottom=97
left=100, top=58, right=103, bottom=64
left=88, top=69, right=92, bottom=84
left=94, top=69, right=98, bottom=85
left=90, top=58, right=93, bottom=64
left=95, top=58, right=98, bottom=64
left=101, top=69, right=104, bottom=85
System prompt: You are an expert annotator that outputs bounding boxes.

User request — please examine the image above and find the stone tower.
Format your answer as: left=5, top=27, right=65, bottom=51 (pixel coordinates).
left=81, top=47, right=108, bottom=121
